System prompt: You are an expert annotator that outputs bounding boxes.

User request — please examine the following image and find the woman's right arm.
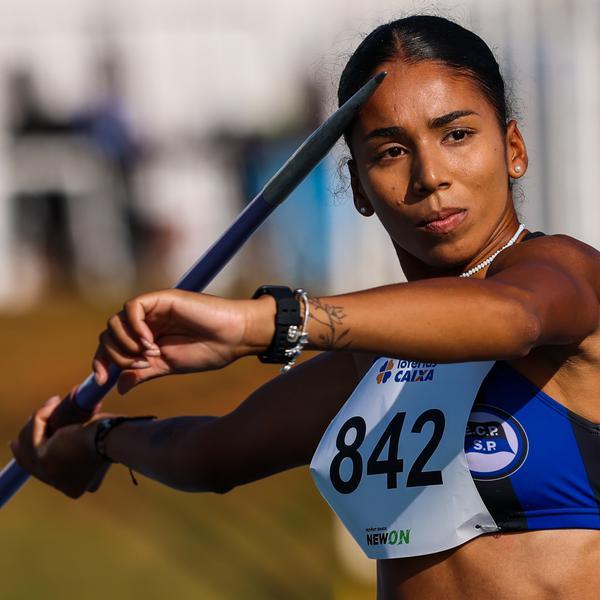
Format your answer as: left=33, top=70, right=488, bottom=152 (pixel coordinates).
left=12, top=351, right=364, bottom=497
left=107, top=350, right=362, bottom=492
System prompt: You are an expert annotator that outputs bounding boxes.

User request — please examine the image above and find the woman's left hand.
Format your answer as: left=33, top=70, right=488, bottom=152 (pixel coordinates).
left=92, top=289, right=276, bottom=394
left=10, top=396, right=114, bottom=498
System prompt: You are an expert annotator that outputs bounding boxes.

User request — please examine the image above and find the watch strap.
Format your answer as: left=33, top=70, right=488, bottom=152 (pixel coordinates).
left=252, top=285, right=302, bottom=363
left=94, top=415, right=157, bottom=463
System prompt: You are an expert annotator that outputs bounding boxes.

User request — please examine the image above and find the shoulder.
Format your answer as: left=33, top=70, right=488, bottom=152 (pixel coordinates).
left=488, top=233, right=600, bottom=292
left=523, top=233, right=599, bottom=255
left=501, top=232, right=599, bottom=261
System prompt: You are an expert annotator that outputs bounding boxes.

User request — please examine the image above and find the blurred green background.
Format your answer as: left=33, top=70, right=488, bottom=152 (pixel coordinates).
left=0, top=296, right=375, bottom=599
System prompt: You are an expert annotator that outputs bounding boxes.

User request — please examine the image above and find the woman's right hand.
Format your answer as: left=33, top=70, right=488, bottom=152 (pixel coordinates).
left=11, top=396, right=114, bottom=498
left=93, top=289, right=275, bottom=394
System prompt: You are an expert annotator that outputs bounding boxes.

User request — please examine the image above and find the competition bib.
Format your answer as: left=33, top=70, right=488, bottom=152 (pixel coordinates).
left=310, top=357, right=499, bottom=559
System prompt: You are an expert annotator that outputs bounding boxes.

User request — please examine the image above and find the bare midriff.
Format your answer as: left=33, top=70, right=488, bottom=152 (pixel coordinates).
left=377, top=529, right=600, bottom=600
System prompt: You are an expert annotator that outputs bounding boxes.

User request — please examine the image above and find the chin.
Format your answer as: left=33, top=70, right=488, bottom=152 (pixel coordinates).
left=411, top=239, right=476, bottom=273
left=392, top=230, right=478, bottom=272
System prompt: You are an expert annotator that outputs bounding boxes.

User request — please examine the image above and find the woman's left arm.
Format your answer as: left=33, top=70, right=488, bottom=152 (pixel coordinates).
left=306, top=235, right=599, bottom=362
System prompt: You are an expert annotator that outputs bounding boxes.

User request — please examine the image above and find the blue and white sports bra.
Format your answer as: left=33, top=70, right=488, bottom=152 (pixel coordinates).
left=469, top=361, right=600, bottom=531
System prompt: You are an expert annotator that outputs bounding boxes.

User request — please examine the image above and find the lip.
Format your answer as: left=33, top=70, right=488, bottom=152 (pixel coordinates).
left=418, top=209, right=467, bottom=234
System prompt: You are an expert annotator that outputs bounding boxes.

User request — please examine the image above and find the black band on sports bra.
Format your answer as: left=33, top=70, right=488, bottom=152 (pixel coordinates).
left=522, top=231, right=545, bottom=241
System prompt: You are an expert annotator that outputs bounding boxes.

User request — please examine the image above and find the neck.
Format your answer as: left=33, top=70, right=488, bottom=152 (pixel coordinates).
left=394, top=244, right=459, bottom=281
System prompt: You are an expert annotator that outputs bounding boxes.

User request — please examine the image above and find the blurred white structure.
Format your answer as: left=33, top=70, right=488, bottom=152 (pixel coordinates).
left=0, top=0, right=597, bottom=306
left=10, top=134, right=135, bottom=300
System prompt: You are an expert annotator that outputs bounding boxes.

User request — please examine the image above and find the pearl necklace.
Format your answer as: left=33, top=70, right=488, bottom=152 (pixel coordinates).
left=459, top=223, right=526, bottom=278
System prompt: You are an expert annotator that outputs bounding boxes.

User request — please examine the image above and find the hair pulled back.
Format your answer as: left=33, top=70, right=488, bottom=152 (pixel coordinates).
left=338, top=16, right=509, bottom=144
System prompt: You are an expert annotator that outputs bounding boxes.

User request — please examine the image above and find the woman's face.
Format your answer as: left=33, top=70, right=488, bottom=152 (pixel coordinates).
left=349, top=59, right=527, bottom=270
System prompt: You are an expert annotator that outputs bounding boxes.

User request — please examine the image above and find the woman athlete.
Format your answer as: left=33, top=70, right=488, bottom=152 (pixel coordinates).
left=11, top=16, right=600, bottom=600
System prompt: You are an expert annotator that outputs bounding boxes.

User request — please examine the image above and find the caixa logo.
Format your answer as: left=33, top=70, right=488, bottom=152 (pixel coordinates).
left=375, top=359, right=437, bottom=384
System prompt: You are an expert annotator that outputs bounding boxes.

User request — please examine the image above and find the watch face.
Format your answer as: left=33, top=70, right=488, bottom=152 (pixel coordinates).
left=252, top=285, right=293, bottom=301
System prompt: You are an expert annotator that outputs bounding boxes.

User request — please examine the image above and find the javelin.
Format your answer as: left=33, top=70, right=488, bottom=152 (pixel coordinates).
left=0, top=71, right=386, bottom=507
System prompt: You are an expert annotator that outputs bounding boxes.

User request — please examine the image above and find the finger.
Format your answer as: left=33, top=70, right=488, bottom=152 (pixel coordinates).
left=38, top=395, right=63, bottom=419
left=92, top=351, right=109, bottom=386
left=46, top=388, right=95, bottom=434
left=32, top=395, right=62, bottom=448
left=100, top=329, right=138, bottom=362
left=117, top=365, right=163, bottom=395
left=92, top=336, right=119, bottom=386
left=99, top=330, right=149, bottom=371
left=68, top=384, right=80, bottom=402
left=107, top=311, right=145, bottom=356
left=124, top=296, right=160, bottom=347
left=92, top=331, right=113, bottom=386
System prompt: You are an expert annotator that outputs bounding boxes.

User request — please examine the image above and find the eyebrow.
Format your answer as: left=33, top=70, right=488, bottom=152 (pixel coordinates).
left=363, top=126, right=406, bottom=142
left=363, top=110, right=479, bottom=142
left=429, top=110, right=478, bottom=129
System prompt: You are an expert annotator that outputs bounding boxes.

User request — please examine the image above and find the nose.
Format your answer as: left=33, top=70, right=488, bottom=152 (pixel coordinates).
left=410, top=147, right=451, bottom=196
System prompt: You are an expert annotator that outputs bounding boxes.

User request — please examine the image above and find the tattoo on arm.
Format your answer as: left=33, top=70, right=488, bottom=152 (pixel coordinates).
left=309, top=298, right=351, bottom=349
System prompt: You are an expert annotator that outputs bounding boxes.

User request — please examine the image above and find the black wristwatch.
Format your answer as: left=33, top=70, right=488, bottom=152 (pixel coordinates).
left=252, top=285, right=302, bottom=364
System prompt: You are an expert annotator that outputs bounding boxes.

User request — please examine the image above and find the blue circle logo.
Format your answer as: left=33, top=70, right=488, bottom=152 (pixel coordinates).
left=465, top=404, right=528, bottom=481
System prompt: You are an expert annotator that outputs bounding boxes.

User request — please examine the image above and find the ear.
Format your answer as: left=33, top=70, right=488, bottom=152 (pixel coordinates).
left=505, top=120, right=528, bottom=179
left=348, top=159, right=375, bottom=217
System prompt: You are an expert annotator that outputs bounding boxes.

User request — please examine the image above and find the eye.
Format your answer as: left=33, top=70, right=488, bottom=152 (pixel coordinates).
left=445, top=129, right=473, bottom=143
left=377, top=145, right=407, bottom=160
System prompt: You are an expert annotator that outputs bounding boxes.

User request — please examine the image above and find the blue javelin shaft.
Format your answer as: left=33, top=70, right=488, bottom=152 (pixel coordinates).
left=0, top=72, right=386, bottom=508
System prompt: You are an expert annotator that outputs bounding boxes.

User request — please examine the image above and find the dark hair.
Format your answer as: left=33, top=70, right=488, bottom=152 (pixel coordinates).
left=338, top=15, right=509, bottom=145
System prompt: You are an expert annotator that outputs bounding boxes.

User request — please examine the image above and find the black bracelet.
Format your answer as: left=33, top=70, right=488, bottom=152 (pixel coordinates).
left=94, top=415, right=157, bottom=463
left=252, top=285, right=302, bottom=364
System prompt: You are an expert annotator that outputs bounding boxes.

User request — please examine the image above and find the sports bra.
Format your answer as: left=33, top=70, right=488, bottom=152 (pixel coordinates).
left=468, top=361, right=600, bottom=530
left=468, top=228, right=600, bottom=530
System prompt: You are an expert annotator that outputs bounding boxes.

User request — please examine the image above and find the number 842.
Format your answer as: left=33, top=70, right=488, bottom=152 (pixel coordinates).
left=329, top=409, right=446, bottom=495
